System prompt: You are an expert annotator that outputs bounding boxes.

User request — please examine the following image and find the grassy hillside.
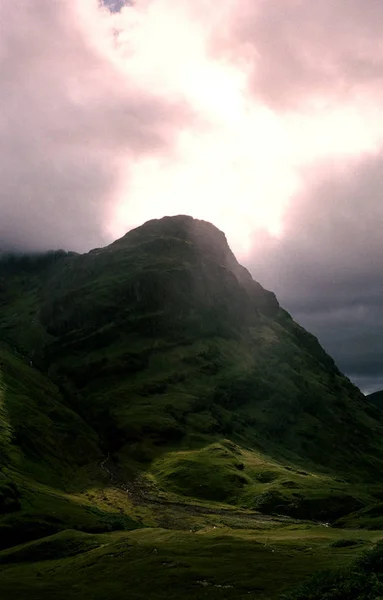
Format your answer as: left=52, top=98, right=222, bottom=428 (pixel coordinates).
left=2, top=216, right=382, bottom=478
left=367, top=389, right=383, bottom=411
left=1, top=215, right=383, bottom=598
left=0, top=345, right=146, bottom=548
left=283, top=539, right=383, bottom=599
left=0, top=345, right=100, bottom=471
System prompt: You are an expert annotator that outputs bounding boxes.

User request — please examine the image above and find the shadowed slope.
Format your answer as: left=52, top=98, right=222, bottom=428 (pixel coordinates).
left=1, top=215, right=383, bottom=481
left=367, top=390, right=383, bottom=411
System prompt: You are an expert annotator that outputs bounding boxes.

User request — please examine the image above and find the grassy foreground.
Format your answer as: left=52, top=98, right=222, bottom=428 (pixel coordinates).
left=2, top=446, right=383, bottom=599
left=0, top=522, right=382, bottom=600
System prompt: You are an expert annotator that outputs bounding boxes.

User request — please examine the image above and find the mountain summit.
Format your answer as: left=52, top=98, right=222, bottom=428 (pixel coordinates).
left=110, top=214, right=278, bottom=309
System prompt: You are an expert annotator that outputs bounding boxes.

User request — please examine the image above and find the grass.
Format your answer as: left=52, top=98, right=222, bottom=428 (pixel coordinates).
left=151, top=441, right=372, bottom=521
left=3, top=219, right=383, bottom=482
left=0, top=471, right=143, bottom=550
left=335, top=502, right=383, bottom=530
left=0, top=524, right=381, bottom=600
left=2, top=343, right=383, bottom=598
left=0, top=529, right=105, bottom=564
left=3, top=217, right=383, bottom=598
left=0, top=345, right=100, bottom=474
left=282, top=540, right=383, bottom=599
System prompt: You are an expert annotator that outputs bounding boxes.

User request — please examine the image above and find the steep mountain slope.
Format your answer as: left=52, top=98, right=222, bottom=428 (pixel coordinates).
left=2, top=215, right=383, bottom=598
left=2, top=216, right=383, bottom=482
left=0, top=344, right=146, bottom=546
left=4, top=217, right=383, bottom=470
left=367, top=390, right=383, bottom=411
left=0, top=345, right=100, bottom=471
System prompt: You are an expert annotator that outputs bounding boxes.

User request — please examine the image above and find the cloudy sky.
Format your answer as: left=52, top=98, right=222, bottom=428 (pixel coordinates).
left=1, top=0, right=383, bottom=393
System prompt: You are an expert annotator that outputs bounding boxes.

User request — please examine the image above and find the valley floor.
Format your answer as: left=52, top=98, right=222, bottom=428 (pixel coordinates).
left=1, top=518, right=381, bottom=599
left=1, top=456, right=383, bottom=600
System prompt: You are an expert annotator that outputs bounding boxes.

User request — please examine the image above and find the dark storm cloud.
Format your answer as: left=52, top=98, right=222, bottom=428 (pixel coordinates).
left=0, top=1, right=190, bottom=252
left=296, top=306, right=383, bottom=394
left=246, top=152, right=383, bottom=392
left=102, top=0, right=128, bottom=12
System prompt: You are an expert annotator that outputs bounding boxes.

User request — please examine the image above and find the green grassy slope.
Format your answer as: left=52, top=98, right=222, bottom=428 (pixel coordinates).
left=2, top=217, right=383, bottom=497
left=283, top=539, right=383, bottom=599
left=1, top=215, right=383, bottom=598
left=20, top=217, right=383, bottom=477
left=151, top=441, right=374, bottom=520
left=0, top=524, right=382, bottom=600
left=0, top=345, right=145, bottom=548
left=0, top=345, right=100, bottom=471
left=367, top=389, right=383, bottom=411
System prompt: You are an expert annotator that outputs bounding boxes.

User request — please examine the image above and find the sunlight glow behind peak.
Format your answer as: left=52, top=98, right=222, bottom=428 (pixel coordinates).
left=99, top=0, right=383, bottom=256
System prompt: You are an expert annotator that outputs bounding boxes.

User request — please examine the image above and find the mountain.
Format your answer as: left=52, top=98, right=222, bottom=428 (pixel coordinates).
left=367, top=390, right=383, bottom=411
left=1, top=215, right=383, bottom=599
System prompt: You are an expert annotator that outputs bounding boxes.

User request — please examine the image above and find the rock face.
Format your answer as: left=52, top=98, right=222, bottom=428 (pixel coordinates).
left=1, top=214, right=383, bottom=479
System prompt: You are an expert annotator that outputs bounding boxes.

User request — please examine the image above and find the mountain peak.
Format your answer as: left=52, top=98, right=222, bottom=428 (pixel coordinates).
left=101, top=214, right=280, bottom=318
left=110, top=214, right=230, bottom=257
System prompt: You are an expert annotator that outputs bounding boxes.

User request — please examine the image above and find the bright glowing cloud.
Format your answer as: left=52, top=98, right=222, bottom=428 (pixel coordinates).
left=3, top=0, right=383, bottom=255
left=104, top=0, right=383, bottom=255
